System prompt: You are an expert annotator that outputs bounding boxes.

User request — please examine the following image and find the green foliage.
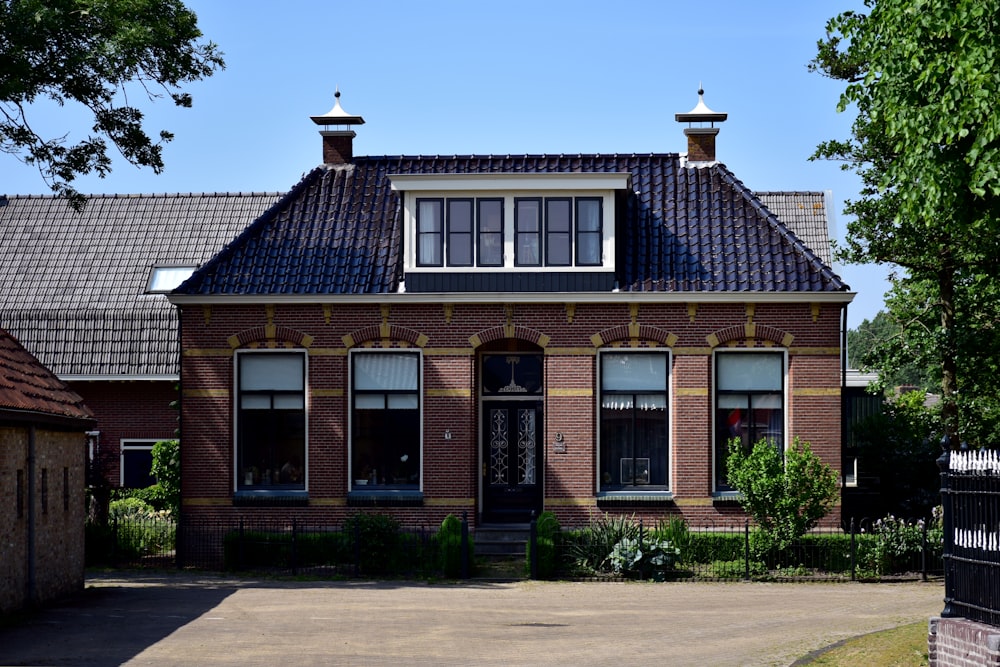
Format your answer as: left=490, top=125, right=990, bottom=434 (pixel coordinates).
left=851, top=391, right=941, bottom=517
left=847, top=311, right=931, bottom=390
left=526, top=511, right=561, bottom=579
left=811, top=0, right=1000, bottom=447
left=725, top=438, right=840, bottom=556
left=564, top=513, right=643, bottom=574
left=0, top=0, right=224, bottom=207
left=222, top=530, right=350, bottom=571
left=652, top=516, right=692, bottom=564
left=435, top=514, right=473, bottom=578
left=343, top=513, right=402, bottom=575
left=148, top=439, right=180, bottom=516
left=856, top=510, right=943, bottom=577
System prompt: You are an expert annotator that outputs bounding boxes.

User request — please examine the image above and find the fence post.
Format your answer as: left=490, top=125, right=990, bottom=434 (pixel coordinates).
left=291, top=518, right=298, bottom=576
left=353, top=517, right=361, bottom=577
left=460, top=511, right=470, bottom=579
left=937, top=444, right=957, bottom=618
left=238, top=518, right=245, bottom=571
left=921, top=520, right=928, bottom=583
left=529, top=511, right=538, bottom=580
left=744, top=520, right=750, bottom=581
left=850, top=517, right=856, bottom=582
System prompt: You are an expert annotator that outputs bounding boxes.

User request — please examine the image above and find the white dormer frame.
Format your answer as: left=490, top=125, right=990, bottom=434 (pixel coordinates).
left=390, top=173, right=629, bottom=274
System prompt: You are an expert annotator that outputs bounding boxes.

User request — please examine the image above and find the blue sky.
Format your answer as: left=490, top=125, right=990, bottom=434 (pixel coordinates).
left=1, top=1, right=886, bottom=328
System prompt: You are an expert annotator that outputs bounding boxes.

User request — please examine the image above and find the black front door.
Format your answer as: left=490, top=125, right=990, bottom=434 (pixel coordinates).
left=482, top=399, right=543, bottom=523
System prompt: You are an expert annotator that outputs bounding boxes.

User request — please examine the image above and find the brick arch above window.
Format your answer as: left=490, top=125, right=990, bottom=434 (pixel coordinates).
left=342, top=324, right=429, bottom=349
left=469, top=325, right=550, bottom=350
left=228, top=325, right=314, bottom=349
left=706, top=323, right=794, bottom=348
left=590, top=324, right=678, bottom=348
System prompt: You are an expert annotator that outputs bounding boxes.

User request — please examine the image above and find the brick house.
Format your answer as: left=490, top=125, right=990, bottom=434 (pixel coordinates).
left=0, top=193, right=280, bottom=490
left=169, top=91, right=853, bottom=534
left=0, top=328, right=94, bottom=614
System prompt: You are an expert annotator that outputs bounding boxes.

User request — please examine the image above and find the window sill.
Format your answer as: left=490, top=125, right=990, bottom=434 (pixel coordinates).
left=347, top=490, right=423, bottom=507
left=711, top=493, right=742, bottom=507
left=597, top=491, right=674, bottom=507
left=233, top=490, right=309, bottom=507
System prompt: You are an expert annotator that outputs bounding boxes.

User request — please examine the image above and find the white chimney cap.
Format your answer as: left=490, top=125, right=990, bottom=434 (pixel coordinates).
left=675, top=87, right=727, bottom=125
left=311, top=88, right=365, bottom=126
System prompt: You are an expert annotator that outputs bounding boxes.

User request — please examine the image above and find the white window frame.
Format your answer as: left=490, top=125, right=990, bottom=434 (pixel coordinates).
left=120, top=439, right=159, bottom=488
left=712, top=349, right=788, bottom=494
left=391, top=173, right=625, bottom=275
left=348, top=349, right=423, bottom=492
left=233, top=349, right=309, bottom=493
left=596, top=349, right=672, bottom=495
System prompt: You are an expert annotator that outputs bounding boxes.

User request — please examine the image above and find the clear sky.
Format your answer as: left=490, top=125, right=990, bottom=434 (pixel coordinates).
left=1, top=0, right=887, bottom=329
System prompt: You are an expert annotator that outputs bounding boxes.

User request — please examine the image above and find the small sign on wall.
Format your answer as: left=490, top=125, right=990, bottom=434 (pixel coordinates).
left=553, top=432, right=566, bottom=454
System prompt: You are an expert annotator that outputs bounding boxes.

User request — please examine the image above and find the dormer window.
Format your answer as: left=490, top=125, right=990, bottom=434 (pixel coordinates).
left=392, top=172, right=627, bottom=292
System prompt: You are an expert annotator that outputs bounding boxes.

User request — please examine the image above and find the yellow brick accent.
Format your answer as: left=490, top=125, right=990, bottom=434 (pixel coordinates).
left=311, top=389, right=344, bottom=398
left=182, top=498, right=231, bottom=507
left=548, top=388, right=593, bottom=397
left=468, top=334, right=482, bottom=348
left=544, top=498, right=598, bottom=507
left=792, top=388, right=841, bottom=397
left=342, top=333, right=356, bottom=348
left=590, top=332, right=605, bottom=347
left=184, top=348, right=234, bottom=357
left=426, top=388, right=473, bottom=398
left=706, top=333, right=720, bottom=348
left=675, top=387, right=709, bottom=396
left=182, top=389, right=229, bottom=398
left=309, top=498, right=347, bottom=507
left=425, top=498, right=476, bottom=507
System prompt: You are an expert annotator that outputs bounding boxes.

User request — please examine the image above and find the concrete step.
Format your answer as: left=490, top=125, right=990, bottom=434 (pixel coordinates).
left=473, top=524, right=530, bottom=557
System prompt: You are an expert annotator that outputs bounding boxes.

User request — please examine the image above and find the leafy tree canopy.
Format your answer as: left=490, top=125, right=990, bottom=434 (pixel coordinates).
left=0, top=0, right=224, bottom=208
left=812, top=0, right=1000, bottom=446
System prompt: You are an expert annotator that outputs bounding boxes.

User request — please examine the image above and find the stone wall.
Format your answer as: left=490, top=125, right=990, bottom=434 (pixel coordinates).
left=929, top=617, right=1000, bottom=666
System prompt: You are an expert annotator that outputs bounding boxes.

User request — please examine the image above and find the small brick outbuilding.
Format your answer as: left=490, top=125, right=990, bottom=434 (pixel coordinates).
left=0, top=328, right=94, bottom=614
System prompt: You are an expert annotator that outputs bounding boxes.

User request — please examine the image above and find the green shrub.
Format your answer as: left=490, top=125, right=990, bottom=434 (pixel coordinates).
left=685, top=531, right=745, bottom=564
left=708, top=559, right=765, bottom=579
left=526, top=511, right=561, bottom=578
left=223, top=529, right=350, bottom=571
left=652, top=516, right=692, bottom=564
left=435, top=514, right=473, bottom=578
left=343, top=512, right=402, bottom=575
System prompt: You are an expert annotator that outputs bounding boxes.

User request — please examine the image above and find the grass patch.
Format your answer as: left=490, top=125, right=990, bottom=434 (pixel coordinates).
left=803, top=621, right=928, bottom=666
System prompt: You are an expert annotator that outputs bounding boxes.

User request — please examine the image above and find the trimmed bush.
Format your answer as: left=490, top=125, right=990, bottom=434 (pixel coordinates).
left=435, top=514, right=473, bottom=578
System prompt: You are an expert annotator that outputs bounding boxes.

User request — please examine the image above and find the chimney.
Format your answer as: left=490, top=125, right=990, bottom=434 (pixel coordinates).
left=674, top=87, right=727, bottom=164
left=310, top=88, right=365, bottom=165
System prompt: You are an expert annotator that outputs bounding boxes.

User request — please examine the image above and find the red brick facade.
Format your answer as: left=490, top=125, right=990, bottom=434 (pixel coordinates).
left=179, top=298, right=844, bottom=529
left=70, top=381, right=179, bottom=487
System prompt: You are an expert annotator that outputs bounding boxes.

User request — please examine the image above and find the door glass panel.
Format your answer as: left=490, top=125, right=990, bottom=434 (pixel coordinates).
left=517, top=408, right=536, bottom=484
left=489, top=408, right=509, bottom=485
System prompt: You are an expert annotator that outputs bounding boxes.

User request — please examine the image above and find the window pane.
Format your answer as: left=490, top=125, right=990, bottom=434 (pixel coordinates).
left=602, top=353, right=667, bottom=391
left=354, top=353, right=419, bottom=390
left=545, top=199, right=571, bottom=266
left=515, top=199, right=541, bottom=266
left=273, top=394, right=304, bottom=410
left=240, top=354, right=304, bottom=391
left=241, top=395, right=271, bottom=409
left=447, top=199, right=473, bottom=266
left=477, top=199, right=503, bottom=266
left=577, top=198, right=601, bottom=231
left=718, top=353, right=783, bottom=391
left=238, top=407, right=305, bottom=490
left=353, top=408, right=419, bottom=489
left=148, top=266, right=196, bottom=292
left=355, top=394, right=385, bottom=409
left=417, top=199, right=443, bottom=266
left=577, top=232, right=602, bottom=266
left=122, top=449, right=155, bottom=488
left=388, top=394, right=419, bottom=409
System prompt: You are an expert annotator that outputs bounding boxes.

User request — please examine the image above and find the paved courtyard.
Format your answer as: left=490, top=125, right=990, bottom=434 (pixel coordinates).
left=0, top=572, right=943, bottom=666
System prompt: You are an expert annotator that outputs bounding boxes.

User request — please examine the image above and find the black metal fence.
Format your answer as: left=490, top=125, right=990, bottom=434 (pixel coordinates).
left=940, top=449, right=1000, bottom=626
left=549, top=517, right=941, bottom=582
left=86, top=513, right=941, bottom=582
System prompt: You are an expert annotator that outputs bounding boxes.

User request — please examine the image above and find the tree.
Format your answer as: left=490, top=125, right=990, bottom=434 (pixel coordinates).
left=0, top=0, right=224, bottom=208
left=725, top=438, right=840, bottom=557
left=811, top=0, right=1000, bottom=448
left=847, top=310, right=931, bottom=391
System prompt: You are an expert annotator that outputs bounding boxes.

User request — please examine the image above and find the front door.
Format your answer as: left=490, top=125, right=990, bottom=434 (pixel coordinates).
left=482, top=400, right=542, bottom=523
left=480, top=352, right=544, bottom=523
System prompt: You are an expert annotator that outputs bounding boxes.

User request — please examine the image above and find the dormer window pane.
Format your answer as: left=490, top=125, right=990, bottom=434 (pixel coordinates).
left=447, top=199, right=473, bottom=267
left=417, top=199, right=443, bottom=266
left=477, top=198, right=504, bottom=267
left=576, top=198, right=602, bottom=266
left=515, top=198, right=541, bottom=266
left=545, top=198, right=572, bottom=266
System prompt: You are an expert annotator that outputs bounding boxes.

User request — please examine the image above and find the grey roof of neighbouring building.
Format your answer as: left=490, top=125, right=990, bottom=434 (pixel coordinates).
left=0, top=192, right=282, bottom=377
left=176, top=155, right=847, bottom=296
left=757, top=192, right=833, bottom=267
